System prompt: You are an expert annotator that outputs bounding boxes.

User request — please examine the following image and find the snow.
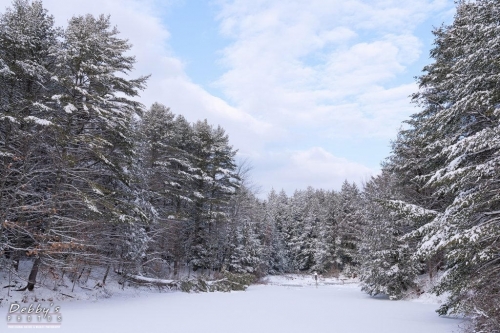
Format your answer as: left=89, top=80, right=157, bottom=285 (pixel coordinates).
left=0, top=263, right=463, bottom=333
left=64, top=103, right=77, bottom=114
left=23, top=116, right=52, bottom=126
left=120, top=272, right=174, bottom=285
left=56, top=284, right=463, bottom=333
left=92, top=187, right=104, bottom=196
left=388, top=200, right=439, bottom=218
left=0, top=116, right=18, bottom=123
left=1, top=275, right=464, bottom=333
left=263, top=273, right=357, bottom=287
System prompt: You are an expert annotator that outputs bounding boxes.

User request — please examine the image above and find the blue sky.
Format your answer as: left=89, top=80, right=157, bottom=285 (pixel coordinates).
left=0, top=0, right=456, bottom=197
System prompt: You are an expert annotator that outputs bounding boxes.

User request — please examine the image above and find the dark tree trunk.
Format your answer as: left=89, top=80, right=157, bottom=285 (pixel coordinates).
left=173, top=260, right=179, bottom=277
left=77, top=267, right=85, bottom=281
left=17, top=257, right=41, bottom=291
left=85, top=268, right=92, bottom=283
left=102, top=265, right=110, bottom=285
left=27, top=257, right=41, bottom=291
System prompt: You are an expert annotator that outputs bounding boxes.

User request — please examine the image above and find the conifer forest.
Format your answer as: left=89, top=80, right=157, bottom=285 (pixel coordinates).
left=1, top=1, right=499, bottom=332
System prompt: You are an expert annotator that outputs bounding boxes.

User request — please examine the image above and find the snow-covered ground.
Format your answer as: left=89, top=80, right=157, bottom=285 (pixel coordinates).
left=2, top=274, right=465, bottom=333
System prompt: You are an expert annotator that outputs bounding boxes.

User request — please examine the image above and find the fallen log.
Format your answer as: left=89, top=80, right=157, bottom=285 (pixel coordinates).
left=114, top=271, right=178, bottom=288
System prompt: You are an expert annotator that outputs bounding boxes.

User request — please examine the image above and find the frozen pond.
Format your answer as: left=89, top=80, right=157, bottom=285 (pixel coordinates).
left=49, top=283, right=464, bottom=333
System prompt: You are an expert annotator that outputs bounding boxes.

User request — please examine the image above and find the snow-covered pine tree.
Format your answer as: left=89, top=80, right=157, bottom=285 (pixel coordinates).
left=138, top=103, right=196, bottom=218
left=188, top=120, right=239, bottom=272
left=362, top=128, right=445, bottom=299
left=135, top=103, right=197, bottom=276
left=334, top=181, right=363, bottom=275
left=227, top=189, right=264, bottom=274
left=359, top=173, right=425, bottom=300
left=43, top=13, right=149, bottom=277
left=288, top=188, right=319, bottom=271
left=226, top=162, right=265, bottom=275
left=264, top=189, right=292, bottom=273
left=375, top=1, right=500, bottom=330
left=0, top=0, right=60, bottom=290
left=407, top=2, right=500, bottom=330
left=311, top=190, right=337, bottom=273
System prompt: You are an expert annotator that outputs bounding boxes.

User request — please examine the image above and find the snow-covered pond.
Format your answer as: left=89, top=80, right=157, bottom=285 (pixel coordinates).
left=54, top=283, right=463, bottom=333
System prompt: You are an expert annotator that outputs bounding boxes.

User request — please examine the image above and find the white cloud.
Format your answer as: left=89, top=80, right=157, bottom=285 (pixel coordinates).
left=215, top=0, right=452, bottom=139
left=254, top=147, right=376, bottom=196
left=211, top=0, right=454, bottom=194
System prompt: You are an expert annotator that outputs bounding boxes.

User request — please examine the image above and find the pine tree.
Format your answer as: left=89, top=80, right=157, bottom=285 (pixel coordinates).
left=226, top=162, right=265, bottom=274
left=287, top=188, right=319, bottom=271
left=311, top=190, right=337, bottom=273
left=0, top=0, right=60, bottom=290
left=264, top=189, right=292, bottom=273
left=419, top=2, right=500, bottom=328
left=334, top=181, right=362, bottom=275
left=188, top=120, right=239, bottom=272
left=384, top=0, right=500, bottom=329
left=137, top=103, right=196, bottom=219
left=359, top=173, right=425, bottom=300
left=135, top=104, right=195, bottom=276
left=227, top=188, right=264, bottom=274
left=44, top=13, right=150, bottom=276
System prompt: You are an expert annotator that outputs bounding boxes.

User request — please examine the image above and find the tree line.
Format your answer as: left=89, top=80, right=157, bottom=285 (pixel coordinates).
left=1, top=1, right=499, bottom=332
left=0, top=1, right=375, bottom=288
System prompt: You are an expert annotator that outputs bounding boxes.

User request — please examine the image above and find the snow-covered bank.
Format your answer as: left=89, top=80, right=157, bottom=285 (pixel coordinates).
left=262, top=273, right=358, bottom=287
left=3, top=282, right=465, bottom=333
left=0, top=262, right=255, bottom=306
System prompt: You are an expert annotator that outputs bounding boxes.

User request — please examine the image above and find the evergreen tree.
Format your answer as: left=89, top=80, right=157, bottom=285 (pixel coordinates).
left=334, top=181, right=362, bottom=274
left=312, top=190, right=337, bottom=273
left=288, top=189, right=318, bottom=271
left=265, top=189, right=292, bottom=273
left=0, top=0, right=60, bottom=290
left=413, top=2, right=500, bottom=329
left=226, top=162, right=265, bottom=274
left=380, top=1, right=500, bottom=330
left=47, top=13, right=149, bottom=274
left=189, top=120, right=239, bottom=272
left=359, top=173, right=425, bottom=299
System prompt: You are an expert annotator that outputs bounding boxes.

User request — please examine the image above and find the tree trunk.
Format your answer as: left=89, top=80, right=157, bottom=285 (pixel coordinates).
left=173, top=260, right=179, bottom=277
left=27, top=257, right=41, bottom=291
left=77, top=267, right=85, bottom=281
left=17, top=257, right=41, bottom=291
left=85, top=268, right=92, bottom=283
left=102, top=265, right=110, bottom=285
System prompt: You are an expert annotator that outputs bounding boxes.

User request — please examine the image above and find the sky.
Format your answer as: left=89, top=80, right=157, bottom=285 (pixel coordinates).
left=0, top=0, right=456, bottom=197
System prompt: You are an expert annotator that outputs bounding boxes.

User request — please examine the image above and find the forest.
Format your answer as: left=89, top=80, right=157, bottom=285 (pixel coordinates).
left=0, top=0, right=499, bottom=332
